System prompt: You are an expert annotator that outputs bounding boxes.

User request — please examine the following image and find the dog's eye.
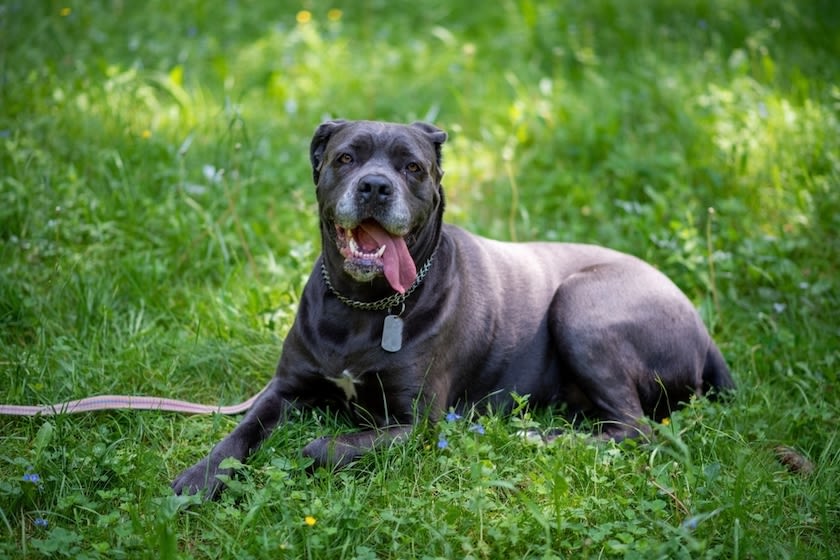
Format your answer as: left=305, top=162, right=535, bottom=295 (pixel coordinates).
left=338, top=153, right=353, bottom=164
left=406, top=162, right=421, bottom=173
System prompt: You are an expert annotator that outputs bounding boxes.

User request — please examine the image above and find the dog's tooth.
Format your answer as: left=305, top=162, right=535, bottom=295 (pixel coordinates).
left=345, top=236, right=385, bottom=260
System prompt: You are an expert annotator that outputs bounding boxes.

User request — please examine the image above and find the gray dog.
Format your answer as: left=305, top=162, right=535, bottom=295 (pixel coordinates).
left=172, top=120, right=734, bottom=498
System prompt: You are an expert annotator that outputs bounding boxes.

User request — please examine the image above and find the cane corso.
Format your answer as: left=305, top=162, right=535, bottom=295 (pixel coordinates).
left=172, top=120, right=734, bottom=498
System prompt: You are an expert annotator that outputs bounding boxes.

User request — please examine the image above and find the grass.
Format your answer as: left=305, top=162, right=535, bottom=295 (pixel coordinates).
left=1, top=0, right=838, bottom=557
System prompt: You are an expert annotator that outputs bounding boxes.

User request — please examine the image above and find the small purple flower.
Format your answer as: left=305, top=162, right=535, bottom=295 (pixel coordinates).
left=469, top=423, right=485, bottom=435
left=34, top=517, right=48, bottom=528
left=22, top=473, right=41, bottom=483
left=437, top=436, right=449, bottom=449
left=681, top=515, right=700, bottom=530
left=773, top=302, right=786, bottom=314
left=681, top=507, right=722, bottom=531
left=757, top=102, right=768, bottom=119
left=445, top=411, right=462, bottom=423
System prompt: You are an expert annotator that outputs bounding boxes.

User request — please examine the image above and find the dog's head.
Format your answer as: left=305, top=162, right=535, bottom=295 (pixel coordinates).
left=310, top=120, right=447, bottom=294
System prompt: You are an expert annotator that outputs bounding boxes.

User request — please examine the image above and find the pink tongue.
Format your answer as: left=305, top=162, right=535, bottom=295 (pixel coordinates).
left=358, top=222, right=416, bottom=294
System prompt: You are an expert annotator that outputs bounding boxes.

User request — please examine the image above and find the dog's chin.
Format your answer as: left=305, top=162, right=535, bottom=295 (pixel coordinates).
left=342, top=259, right=384, bottom=283
left=333, top=223, right=388, bottom=282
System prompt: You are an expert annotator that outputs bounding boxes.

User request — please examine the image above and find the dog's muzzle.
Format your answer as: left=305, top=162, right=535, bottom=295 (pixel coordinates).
left=333, top=220, right=416, bottom=294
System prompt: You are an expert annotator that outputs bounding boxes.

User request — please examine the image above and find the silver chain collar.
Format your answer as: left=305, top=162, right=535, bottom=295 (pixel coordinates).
left=321, top=250, right=437, bottom=311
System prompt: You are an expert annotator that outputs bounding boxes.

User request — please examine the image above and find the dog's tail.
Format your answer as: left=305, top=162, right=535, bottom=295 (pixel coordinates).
left=702, top=342, right=736, bottom=398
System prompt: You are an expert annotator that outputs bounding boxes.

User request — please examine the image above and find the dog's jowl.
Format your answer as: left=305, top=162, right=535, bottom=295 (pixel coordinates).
left=172, top=120, right=734, bottom=498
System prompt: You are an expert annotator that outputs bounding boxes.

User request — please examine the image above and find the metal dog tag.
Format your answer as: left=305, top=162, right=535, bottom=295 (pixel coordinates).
left=381, top=314, right=404, bottom=352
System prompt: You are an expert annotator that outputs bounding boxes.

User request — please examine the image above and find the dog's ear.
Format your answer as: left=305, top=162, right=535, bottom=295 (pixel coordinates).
left=310, top=120, right=348, bottom=185
left=410, top=121, right=447, bottom=170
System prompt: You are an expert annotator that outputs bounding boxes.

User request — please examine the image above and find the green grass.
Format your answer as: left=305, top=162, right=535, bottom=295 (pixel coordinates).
left=1, top=0, right=838, bottom=557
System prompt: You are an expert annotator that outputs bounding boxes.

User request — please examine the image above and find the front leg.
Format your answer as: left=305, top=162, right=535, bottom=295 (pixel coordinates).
left=171, top=379, right=291, bottom=499
left=301, top=425, right=413, bottom=469
left=299, top=368, right=451, bottom=469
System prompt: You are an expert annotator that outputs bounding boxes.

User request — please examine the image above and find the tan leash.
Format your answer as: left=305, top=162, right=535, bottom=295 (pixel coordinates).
left=0, top=383, right=270, bottom=416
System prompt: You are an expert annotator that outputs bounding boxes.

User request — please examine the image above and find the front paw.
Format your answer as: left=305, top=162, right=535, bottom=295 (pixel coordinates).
left=302, top=436, right=363, bottom=469
left=171, top=457, right=228, bottom=499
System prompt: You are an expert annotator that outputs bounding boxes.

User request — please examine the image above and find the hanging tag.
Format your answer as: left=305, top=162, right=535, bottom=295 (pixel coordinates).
left=381, top=315, right=404, bottom=352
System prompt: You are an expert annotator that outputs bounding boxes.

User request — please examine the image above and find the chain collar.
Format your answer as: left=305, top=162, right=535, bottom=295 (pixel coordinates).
left=321, top=249, right=437, bottom=311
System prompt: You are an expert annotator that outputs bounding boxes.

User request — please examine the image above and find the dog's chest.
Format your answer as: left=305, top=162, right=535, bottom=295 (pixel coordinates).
left=319, top=366, right=415, bottom=425
left=326, top=369, right=360, bottom=402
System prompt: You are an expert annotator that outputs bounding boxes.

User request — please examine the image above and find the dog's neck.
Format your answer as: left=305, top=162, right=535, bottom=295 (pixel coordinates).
left=320, top=249, right=438, bottom=311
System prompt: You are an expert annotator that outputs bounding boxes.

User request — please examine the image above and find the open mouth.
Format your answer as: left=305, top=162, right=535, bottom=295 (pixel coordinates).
left=335, top=219, right=417, bottom=294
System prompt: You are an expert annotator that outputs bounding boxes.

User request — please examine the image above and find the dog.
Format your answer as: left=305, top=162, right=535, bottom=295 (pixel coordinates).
left=172, top=120, right=734, bottom=498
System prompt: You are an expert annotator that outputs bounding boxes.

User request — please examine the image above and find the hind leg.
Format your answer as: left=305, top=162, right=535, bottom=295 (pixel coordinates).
left=548, top=261, right=709, bottom=441
left=539, top=380, right=649, bottom=444
left=561, top=345, right=652, bottom=441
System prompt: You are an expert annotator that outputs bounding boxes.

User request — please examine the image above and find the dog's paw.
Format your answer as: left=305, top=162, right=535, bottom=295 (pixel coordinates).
left=171, top=457, right=227, bottom=500
left=302, top=436, right=364, bottom=470
left=516, top=428, right=567, bottom=446
left=516, top=429, right=550, bottom=446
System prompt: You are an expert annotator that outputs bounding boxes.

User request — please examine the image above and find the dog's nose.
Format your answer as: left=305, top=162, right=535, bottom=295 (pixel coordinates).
left=357, top=175, right=393, bottom=202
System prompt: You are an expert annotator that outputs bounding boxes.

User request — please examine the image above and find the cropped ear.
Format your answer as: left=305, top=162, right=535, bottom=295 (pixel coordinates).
left=410, top=121, right=447, bottom=169
left=310, top=120, right=348, bottom=184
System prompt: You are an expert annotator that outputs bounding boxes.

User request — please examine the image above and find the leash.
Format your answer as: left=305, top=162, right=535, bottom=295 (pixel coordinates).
left=0, top=383, right=271, bottom=417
